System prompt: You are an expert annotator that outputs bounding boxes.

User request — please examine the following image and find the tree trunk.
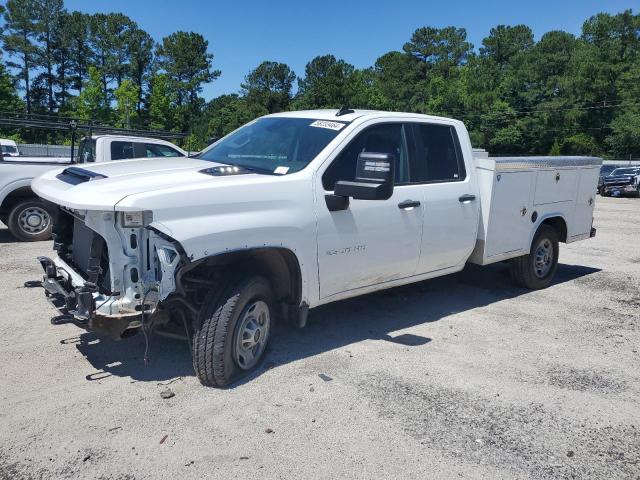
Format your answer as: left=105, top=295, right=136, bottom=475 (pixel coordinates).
left=59, top=60, right=67, bottom=108
left=136, top=68, right=143, bottom=113
left=47, top=33, right=54, bottom=113
left=23, top=31, right=31, bottom=114
left=100, top=52, right=108, bottom=105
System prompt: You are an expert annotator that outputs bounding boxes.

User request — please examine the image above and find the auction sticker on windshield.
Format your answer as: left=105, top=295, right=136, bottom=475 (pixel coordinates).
left=274, top=166, right=290, bottom=175
left=310, top=120, right=347, bottom=131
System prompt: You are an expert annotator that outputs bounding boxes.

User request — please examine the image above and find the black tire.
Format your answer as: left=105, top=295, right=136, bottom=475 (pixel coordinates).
left=510, top=224, right=559, bottom=290
left=192, top=275, right=275, bottom=387
left=0, top=214, right=8, bottom=226
left=7, top=199, right=53, bottom=242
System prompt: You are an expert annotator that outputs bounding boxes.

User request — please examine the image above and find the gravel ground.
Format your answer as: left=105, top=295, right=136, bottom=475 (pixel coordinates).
left=0, top=197, right=638, bottom=480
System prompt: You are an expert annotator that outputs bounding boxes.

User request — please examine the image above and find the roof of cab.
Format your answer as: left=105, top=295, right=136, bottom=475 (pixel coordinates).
left=86, top=135, right=178, bottom=144
left=267, top=108, right=459, bottom=124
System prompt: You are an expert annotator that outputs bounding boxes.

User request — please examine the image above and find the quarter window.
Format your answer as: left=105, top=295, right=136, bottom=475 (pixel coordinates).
left=322, top=123, right=409, bottom=190
left=411, top=124, right=465, bottom=183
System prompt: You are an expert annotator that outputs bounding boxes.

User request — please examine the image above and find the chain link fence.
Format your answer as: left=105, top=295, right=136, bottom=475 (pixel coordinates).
left=17, top=144, right=77, bottom=157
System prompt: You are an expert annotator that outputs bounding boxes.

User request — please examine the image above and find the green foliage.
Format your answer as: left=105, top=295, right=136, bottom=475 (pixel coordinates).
left=0, top=62, right=24, bottom=111
left=480, top=25, right=534, bottom=66
left=2, top=0, right=39, bottom=112
left=606, top=112, right=640, bottom=158
left=114, top=79, right=139, bottom=128
left=155, top=31, right=220, bottom=131
left=241, top=61, right=295, bottom=113
left=148, top=73, right=175, bottom=131
left=0, top=2, right=638, bottom=158
left=294, top=55, right=353, bottom=109
left=206, top=94, right=265, bottom=138
left=403, top=26, right=472, bottom=78
left=74, top=66, right=108, bottom=121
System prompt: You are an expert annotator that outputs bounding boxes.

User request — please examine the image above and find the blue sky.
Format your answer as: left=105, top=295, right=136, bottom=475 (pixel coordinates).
left=65, top=0, right=637, bottom=100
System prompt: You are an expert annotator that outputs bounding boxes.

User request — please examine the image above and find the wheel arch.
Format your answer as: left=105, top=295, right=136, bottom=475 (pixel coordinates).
left=180, top=246, right=304, bottom=313
left=1, top=185, right=38, bottom=212
left=540, top=215, right=567, bottom=243
left=528, top=214, right=567, bottom=251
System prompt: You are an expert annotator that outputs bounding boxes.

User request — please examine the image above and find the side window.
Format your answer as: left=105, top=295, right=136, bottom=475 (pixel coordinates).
left=322, top=123, right=409, bottom=191
left=110, top=141, right=135, bottom=160
left=145, top=143, right=183, bottom=157
left=410, top=124, right=466, bottom=183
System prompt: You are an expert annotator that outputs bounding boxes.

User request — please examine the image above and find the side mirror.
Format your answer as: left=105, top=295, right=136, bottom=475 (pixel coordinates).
left=334, top=152, right=395, bottom=200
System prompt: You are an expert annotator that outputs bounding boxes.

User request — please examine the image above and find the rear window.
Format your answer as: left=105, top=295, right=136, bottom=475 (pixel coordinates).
left=411, top=124, right=466, bottom=183
left=111, top=141, right=135, bottom=160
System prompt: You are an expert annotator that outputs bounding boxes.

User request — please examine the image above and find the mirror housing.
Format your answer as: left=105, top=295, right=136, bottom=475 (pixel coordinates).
left=334, top=152, right=395, bottom=201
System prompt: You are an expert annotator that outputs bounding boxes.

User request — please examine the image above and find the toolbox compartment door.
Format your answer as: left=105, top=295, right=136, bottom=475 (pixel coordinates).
left=572, top=167, right=599, bottom=238
left=534, top=169, right=579, bottom=205
left=485, top=171, right=533, bottom=258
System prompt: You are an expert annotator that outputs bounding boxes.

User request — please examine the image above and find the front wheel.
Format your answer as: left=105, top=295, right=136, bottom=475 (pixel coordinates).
left=7, top=200, right=53, bottom=242
left=510, top=224, right=559, bottom=290
left=192, top=275, right=275, bottom=387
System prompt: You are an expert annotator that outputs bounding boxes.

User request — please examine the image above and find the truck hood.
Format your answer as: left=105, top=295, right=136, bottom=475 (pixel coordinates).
left=31, top=156, right=265, bottom=211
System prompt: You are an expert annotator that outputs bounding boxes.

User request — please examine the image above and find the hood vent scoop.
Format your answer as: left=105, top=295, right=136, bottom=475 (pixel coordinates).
left=56, top=167, right=108, bottom=185
left=200, top=165, right=251, bottom=177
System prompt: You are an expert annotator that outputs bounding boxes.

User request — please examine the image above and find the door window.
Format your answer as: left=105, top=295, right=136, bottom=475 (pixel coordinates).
left=322, top=123, right=409, bottom=190
left=410, top=124, right=466, bottom=183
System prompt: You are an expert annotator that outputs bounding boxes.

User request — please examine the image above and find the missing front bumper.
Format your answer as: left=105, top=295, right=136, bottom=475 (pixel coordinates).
left=38, top=256, right=141, bottom=339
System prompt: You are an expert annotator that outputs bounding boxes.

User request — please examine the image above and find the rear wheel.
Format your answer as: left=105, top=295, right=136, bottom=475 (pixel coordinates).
left=510, top=224, right=559, bottom=290
left=7, top=200, right=53, bottom=242
left=192, top=275, right=274, bottom=387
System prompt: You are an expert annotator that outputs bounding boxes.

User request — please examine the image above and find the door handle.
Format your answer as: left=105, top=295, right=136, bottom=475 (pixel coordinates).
left=458, top=194, right=476, bottom=203
left=398, top=200, right=421, bottom=209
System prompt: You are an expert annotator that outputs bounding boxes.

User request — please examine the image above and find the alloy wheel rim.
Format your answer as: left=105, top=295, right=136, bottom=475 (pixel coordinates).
left=18, top=206, right=50, bottom=235
left=534, top=238, right=554, bottom=278
left=234, top=300, right=270, bottom=370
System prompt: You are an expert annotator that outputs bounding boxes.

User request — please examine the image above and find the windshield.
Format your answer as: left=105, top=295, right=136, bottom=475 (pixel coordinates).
left=600, top=165, right=619, bottom=175
left=1, top=145, right=17, bottom=154
left=611, top=168, right=640, bottom=176
left=199, top=117, right=347, bottom=174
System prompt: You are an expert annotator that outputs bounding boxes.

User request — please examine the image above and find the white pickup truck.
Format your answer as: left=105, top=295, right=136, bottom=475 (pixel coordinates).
left=31, top=109, right=601, bottom=387
left=1, top=135, right=186, bottom=241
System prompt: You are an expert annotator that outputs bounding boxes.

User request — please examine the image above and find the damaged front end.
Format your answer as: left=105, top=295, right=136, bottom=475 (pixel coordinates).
left=37, top=206, right=184, bottom=340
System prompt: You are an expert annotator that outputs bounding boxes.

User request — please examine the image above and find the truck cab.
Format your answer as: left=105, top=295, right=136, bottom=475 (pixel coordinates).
left=30, top=109, right=601, bottom=387
left=76, top=135, right=186, bottom=163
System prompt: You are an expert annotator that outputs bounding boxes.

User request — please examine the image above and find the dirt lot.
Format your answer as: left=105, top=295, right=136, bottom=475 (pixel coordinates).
left=0, top=197, right=638, bottom=480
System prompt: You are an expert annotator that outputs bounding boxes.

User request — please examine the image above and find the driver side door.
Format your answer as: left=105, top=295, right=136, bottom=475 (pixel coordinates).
left=315, top=122, right=424, bottom=300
